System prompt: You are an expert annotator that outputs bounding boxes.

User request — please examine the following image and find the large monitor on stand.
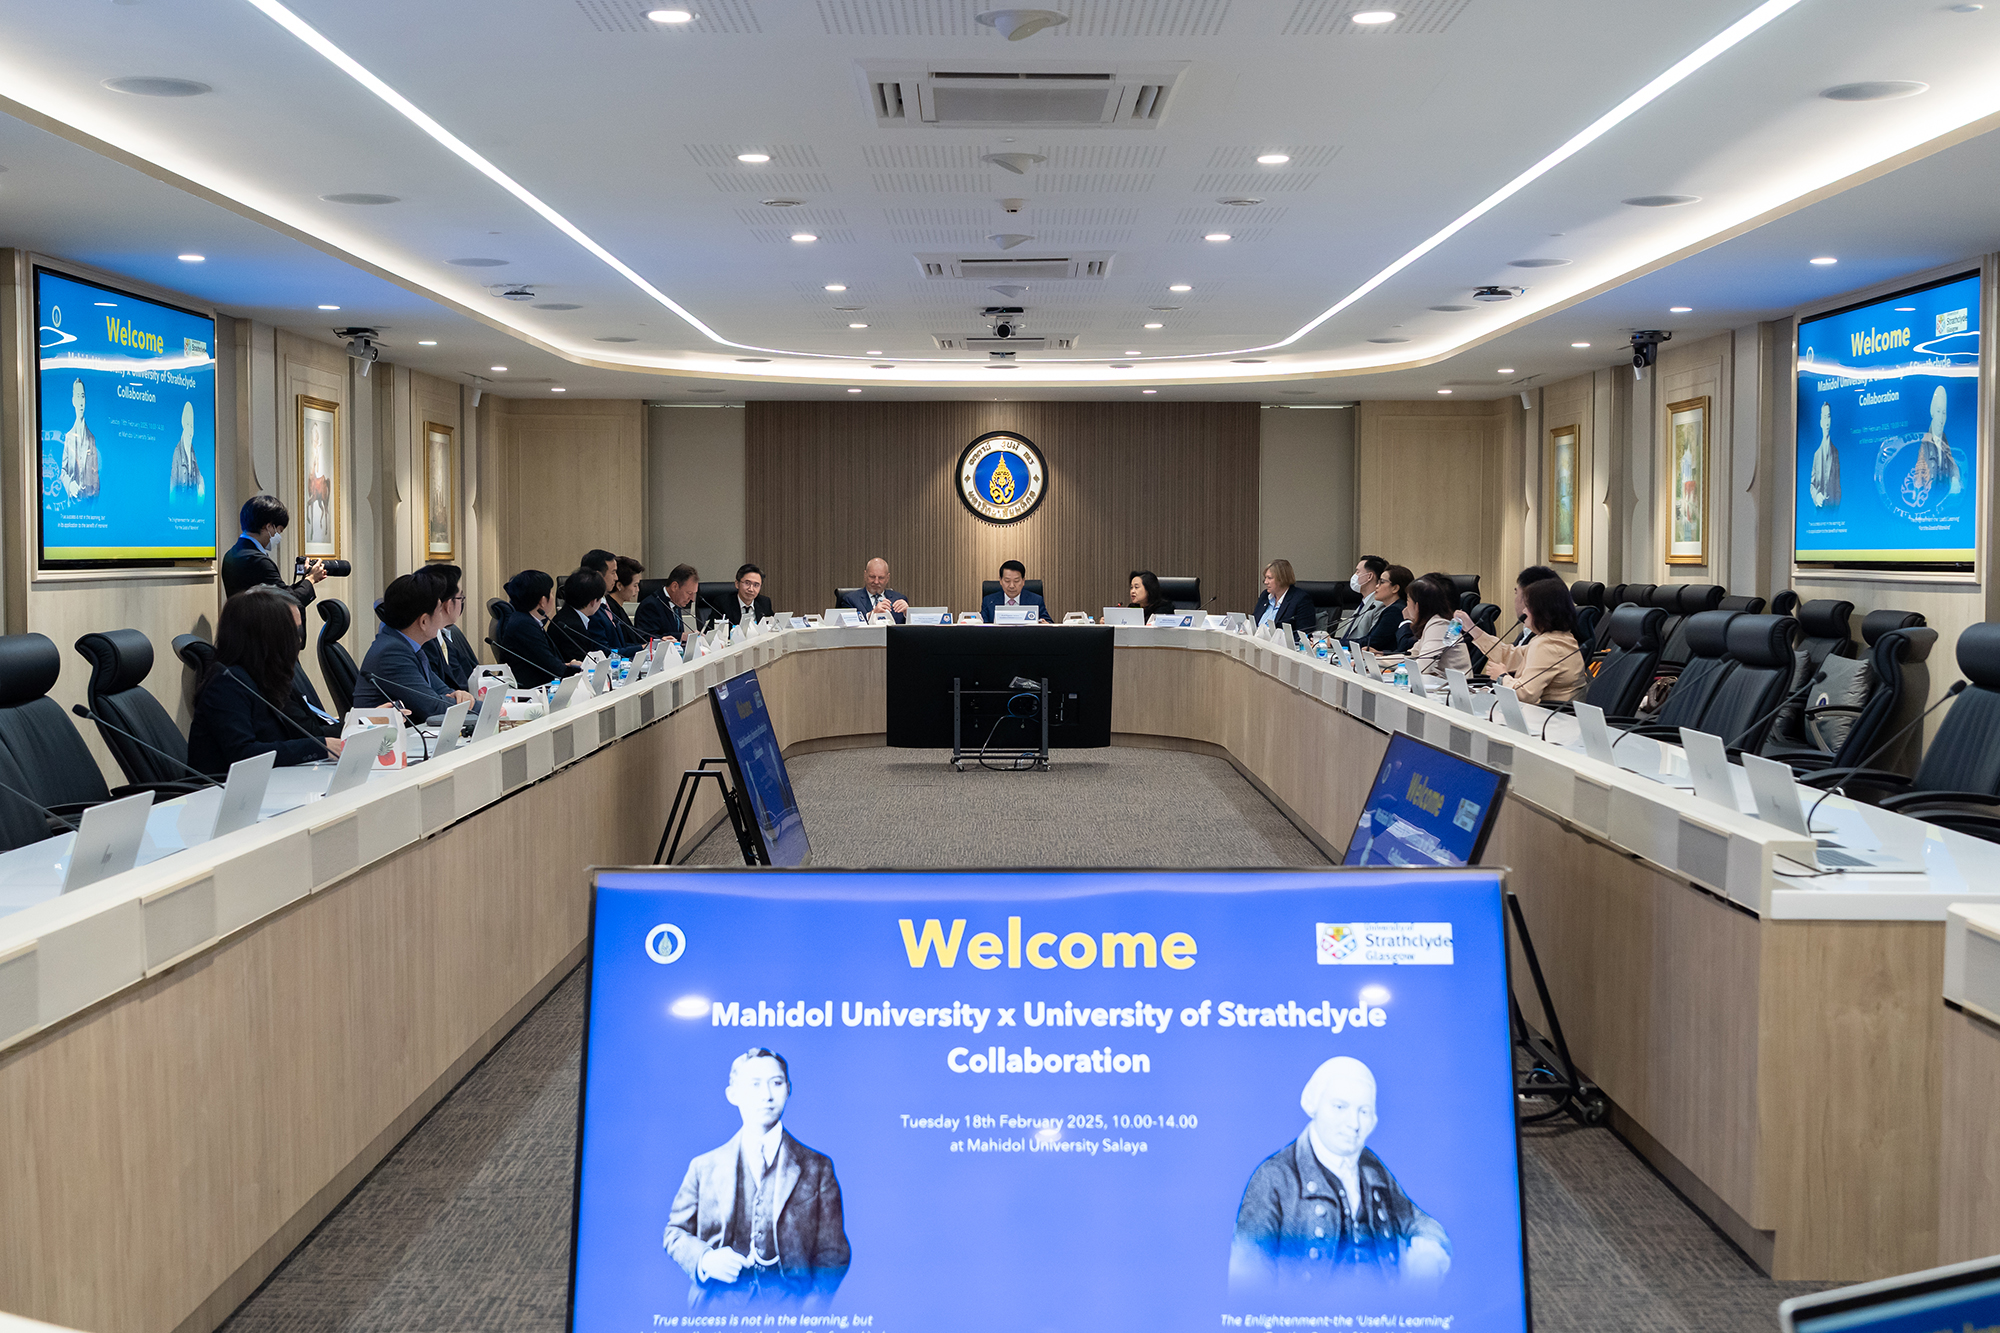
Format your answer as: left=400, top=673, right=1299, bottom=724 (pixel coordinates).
left=885, top=625, right=1114, bottom=749
left=1344, top=732, right=1508, bottom=868
left=708, top=669, right=810, bottom=866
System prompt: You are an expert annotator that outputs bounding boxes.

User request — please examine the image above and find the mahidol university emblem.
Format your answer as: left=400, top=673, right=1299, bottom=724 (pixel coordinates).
left=956, top=431, right=1046, bottom=523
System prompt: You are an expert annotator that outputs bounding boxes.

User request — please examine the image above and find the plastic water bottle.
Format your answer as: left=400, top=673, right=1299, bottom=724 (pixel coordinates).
left=607, top=650, right=622, bottom=683
left=1315, top=636, right=1331, bottom=661
left=1442, top=620, right=1465, bottom=646
left=1393, top=662, right=1410, bottom=690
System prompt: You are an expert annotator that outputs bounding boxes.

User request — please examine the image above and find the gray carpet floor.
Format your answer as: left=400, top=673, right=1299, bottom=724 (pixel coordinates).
left=219, top=746, right=1826, bottom=1333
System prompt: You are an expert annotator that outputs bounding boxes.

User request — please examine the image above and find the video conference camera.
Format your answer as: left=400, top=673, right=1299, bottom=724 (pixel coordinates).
left=1630, top=330, right=1671, bottom=378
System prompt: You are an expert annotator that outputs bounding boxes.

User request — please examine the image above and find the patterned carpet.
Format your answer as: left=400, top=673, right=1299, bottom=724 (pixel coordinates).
left=219, top=746, right=1825, bottom=1333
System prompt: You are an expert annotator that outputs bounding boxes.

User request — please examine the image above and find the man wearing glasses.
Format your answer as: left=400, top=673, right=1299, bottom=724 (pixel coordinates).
left=418, top=564, right=481, bottom=692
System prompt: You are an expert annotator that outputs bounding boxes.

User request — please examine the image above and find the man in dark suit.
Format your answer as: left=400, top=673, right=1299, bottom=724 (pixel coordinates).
left=352, top=574, right=472, bottom=722
left=601, top=555, right=650, bottom=648
left=980, top=559, right=1051, bottom=622
left=638, top=563, right=699, bottom=641
left=547, top=568, right=607, bottom=661
left=579, top=548, right=644, bottom=651
left=220, top=494, right=325, bottom=605
left=727, top=564, right=774, bottom=627
left=842, top=557, right=909, bottom=623
left=665, top=1048, right=848, bottom=1311
left=417, top=564, right=480, bottom=692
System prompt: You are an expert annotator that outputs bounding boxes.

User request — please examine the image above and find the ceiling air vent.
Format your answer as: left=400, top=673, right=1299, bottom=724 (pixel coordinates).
left=861, top=61, right=1186, bottom=129
left=933, top=336, right=1080, bottom=351
left=916, top=252, right=1113, bottom=280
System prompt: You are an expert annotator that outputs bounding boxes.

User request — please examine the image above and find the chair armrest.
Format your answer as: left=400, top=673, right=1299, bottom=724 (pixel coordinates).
left=1796, top=768, right=1912, bottom=792
left=1879, top=789, right=2000, bottom=815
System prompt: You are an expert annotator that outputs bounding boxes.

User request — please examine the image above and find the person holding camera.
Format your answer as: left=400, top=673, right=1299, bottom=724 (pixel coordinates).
left=222, top=494, right=331, bottom=606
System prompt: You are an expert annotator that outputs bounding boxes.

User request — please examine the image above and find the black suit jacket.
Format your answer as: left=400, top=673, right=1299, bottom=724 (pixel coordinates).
left=726, top=594, right=774, bottom=627
left=547, top=606, right=602, bottom=662
left=219, top=535, right=316, bottom=607
left=635, top=592, right=687, bottom=641
left=494, top=609, right=577, bottom=689
left=1358, top=596, right=1408, bottom=653
left=352, top=626, right=458, bottom=721
left=1253, top=586, right=1316, bottom=637
left=422, top=624, right=481, bottom=692
left=842, top=587, right=907, bottom=623
left=981, top=590, right=1052, bottom=623
left=188, top=668, right=330, bottom=775
left=601, top=597, right=647, bottom=647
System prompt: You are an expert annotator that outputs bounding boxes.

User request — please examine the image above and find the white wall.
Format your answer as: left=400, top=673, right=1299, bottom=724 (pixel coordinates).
left=647, top=404, right=745, bottom=581
left=1257, top=405, right=1355, bottom=582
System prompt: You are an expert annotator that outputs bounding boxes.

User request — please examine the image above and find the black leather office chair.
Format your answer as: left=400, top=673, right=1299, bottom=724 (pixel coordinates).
left=833, top=586, right=863, bottom=610
left=0, top=736, right=57, bottom=851
left=1778, top=616, right=1936, bottom=778
left=486, top=598, right=511, bottom=650
left=638, top=577, right=669, bottom=603
left=74, top=630, right=203, bottom=790
left=1686, top=613, right=1797, bottom=751
left=1569, top=581, right=1605, bottom=653
left=1622, top=583, right=1657, bottom=610
left=316, top=599, right=359, bottom=717
left=0, top=631, right=149, bottom=820
left=697, top=580, right=740, bottom=627
left=980, top=578, right=1044, bottom=599
left=1576, top=605, right=1668, bottom=719
left=1293, top=581, right=1358, bottom=633
left=1767, top=599, right=1856, bottom=750
left=1156, top=576, right=1200, bottom=610
left=1655, top=584, right=1726, bottom=674
left=1618, top=609, right=1741, bottom=735
left=172, top=634, right=216, bottom=676
left=1718, top=593, right=1767, bottom=615
left=1464, top=603, right=1502, bottom=675
left=1770, top=589, right=1801, bottom=617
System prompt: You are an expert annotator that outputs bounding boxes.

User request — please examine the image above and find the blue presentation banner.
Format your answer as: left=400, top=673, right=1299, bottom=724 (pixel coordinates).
left=1795, top=270, right=1980, bottom=568
left=572, top=868, right=1528, bottom=1333
left=36, top=269, right=216, bottom=563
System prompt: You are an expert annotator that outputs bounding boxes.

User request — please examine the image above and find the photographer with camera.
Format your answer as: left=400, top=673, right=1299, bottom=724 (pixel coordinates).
left=222, top=494, right=347, bottom=606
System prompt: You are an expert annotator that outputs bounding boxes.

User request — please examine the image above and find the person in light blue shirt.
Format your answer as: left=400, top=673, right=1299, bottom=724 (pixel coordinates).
left=1253, top=559, right=1315, bottom=637
left=352, top=574, right=473, bottom=721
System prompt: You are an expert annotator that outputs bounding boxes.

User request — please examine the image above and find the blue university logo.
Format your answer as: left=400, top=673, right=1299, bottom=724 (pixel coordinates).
left=956, top=431, right=1046, bottom=523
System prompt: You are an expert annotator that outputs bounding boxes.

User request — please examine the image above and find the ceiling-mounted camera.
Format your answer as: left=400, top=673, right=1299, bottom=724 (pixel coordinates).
left=336, top=327, right=380, bottom=377
left=1630, top=329, right=1671, bottom=380
left=984, top=305, right=1025, bottom=339
left=1472, top=286, right=1525, bottom=302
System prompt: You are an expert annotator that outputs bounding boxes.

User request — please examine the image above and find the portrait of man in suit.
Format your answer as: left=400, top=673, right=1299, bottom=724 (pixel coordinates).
left=664, top=1048, right=849, bottom=1310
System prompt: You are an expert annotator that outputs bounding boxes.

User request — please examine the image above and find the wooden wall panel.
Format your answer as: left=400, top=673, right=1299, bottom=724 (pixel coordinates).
left=744, top=401, right=1259, bottom=617
left=494, top=400, right=643, bottom=590
left=1354, top=400, right=1507, bottom=604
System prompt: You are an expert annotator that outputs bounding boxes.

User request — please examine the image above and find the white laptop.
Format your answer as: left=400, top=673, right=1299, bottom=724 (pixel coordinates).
left=1678, top=728, right=1741, bottom=811
left=905, top=607, right=949, bottom=625
left=1334, top=642, right=1355, bottom=669
left=470, top=688, right=507, bottom=743
left=325, top=726, right=395, bottom=796
left=62, top=791, right=155, bottom=892
left=211, top=750, right=276, bottom=839
left=994, top=605, right=1036, bottom=624
left=549, top=673, right=587, bottom=710
left=1406, top=666, right=1429, bottom=698
left=431, top=701, right=473, bottom=757
left=1741, top=754, right=1924, bottom=872
left=1493, top=685, right=1531, bottom=735
left=1102, top=606, right=1143, bottom=626
left=1445, top=667, right=1478, bottom=715
left=1573, top=701, right=1617, bottom=764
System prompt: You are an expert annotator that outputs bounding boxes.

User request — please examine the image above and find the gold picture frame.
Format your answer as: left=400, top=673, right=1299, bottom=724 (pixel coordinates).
left=1665, top=396, right=1709, bottom=566
left=1547, top=424, right=1579, bottom=565
left=296, top=395, right=340, bottom=560
left=421, top=421, right=457, bottom=561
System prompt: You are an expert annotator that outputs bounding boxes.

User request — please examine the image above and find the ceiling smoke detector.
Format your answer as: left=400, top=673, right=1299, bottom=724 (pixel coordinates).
left=1472, top=286, right=1524, bottom=302
left=975, top=8, right=1069, bottom=39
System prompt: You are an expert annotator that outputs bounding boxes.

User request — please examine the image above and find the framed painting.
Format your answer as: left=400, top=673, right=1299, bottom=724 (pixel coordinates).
left=421, top=421, right=456, bottom=560
left=1665, top=396, right=1709, bottom=565
left=1547, top=424, right=1578, bottom=565
left=296, top=395, right=340, bottom=560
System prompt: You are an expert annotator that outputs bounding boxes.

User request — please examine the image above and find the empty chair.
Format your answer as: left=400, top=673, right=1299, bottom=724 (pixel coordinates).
left=1569, top=581, right=1605, bottom=654
left=1621, top=583, right=1657, bottom=610
left=1767, top=599, right=1856, bottom=750
left=1683, top=614, right=1798, bottom=751
left=833, top=586, right=863, bottom=611
left=74, top=629, right=204, bottom=790
left=1155, top=576, right=1200, bottom=610
left=0, top=632, right=136, bottom=818
left=1770, top=589, right=1801, bottom=617
left=1616, top=609, right=1743, bottom=734
left=1776, top=615, right=1937, bottom=777
left=1718, top=593, right=1767, bottom=615
left=172, top=633, right=217, bottom=677
left=1655, top=584, right=1726, bottom=673
left=1438, top=574, right=1480, bottom=608
left=316, top=598, right=359, bottom=717
left=1573, top=604, right=1668, bottom=719
left=696, top=580, right=741, bottom=627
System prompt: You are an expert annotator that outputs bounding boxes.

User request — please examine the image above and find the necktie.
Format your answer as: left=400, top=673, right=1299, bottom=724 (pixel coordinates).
left=1008, top=597, right=1018, bottom=606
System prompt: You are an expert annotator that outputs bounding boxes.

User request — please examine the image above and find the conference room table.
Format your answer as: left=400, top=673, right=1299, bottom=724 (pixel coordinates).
left=0, top=620, right=1991, bottom=1333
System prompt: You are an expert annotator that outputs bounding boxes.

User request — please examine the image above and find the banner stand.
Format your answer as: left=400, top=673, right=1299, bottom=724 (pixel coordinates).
left=1508, top=891, right=1607, bottom=1125
left=652, top=758, right=760, bottom=867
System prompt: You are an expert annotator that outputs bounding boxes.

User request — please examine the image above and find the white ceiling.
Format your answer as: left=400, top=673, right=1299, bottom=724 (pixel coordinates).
left=1, top=0, right=1998, bottom=398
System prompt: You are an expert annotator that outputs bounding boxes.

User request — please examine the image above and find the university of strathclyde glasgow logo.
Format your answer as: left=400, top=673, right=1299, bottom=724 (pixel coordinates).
left=957, top=431, right=1047, bottom=523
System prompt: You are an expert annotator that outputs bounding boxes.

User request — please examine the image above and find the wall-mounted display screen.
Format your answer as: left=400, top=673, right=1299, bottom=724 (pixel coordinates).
left=571, top=867, right=1529, bottom=1333
left=35, top=267, right=217, bottom=567
left=1794, top=270, right=1979, bottom=571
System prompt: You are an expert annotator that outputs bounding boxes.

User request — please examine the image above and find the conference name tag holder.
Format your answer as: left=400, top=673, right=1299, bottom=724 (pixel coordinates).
left=993, top=605, right=1037, bottom=625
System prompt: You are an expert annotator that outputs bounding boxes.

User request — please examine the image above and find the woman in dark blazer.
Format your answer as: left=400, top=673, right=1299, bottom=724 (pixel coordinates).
left=1252, top=559, right=1317, bottom=637
left=189, top=588, right=342, bottom=776
left=1128, top=570, right=1177, bottom=620
left=1356, top=564, right=1412, bottom=654
left=548, top=567, right=607, bottom=662
left=494, top=570, right=582, bottom=689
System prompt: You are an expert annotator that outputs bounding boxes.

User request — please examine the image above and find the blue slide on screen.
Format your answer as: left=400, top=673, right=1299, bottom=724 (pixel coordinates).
left=1795, top=270, right=1979, bottom=569
left=36, top=268, right=216, bottom=565
left=570, top=867, right=1529, bottom=1333
left=710, top=671, right=810, bottom=866
left=1344, top=733, right=1508, bottom=868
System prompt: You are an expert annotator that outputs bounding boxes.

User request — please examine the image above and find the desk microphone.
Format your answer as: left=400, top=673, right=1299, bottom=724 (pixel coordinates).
left=71, top=705, right=221, bottom=788
left=219, top=668, right=339, bottom=760
left=485, top=635, right=576, bottom=685
left=1724, top=670, right=1829, bottom=751
left=0, top=778, right=77, bottom=834
left=1803, top=680, right=1966, bottom=828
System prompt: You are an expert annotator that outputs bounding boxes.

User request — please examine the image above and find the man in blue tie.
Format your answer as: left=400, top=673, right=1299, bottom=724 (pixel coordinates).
left=352, top=573, right=473, bottom=722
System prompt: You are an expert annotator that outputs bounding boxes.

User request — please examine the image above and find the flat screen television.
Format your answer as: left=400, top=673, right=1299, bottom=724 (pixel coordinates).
left=1343, top=732, right=1508, bottom=867
left=884, top=624, right=1114, bottom=748
left=35, top=267, right=218, bottom=569
left=572, top=866, right=1529, bottom=1333
left=1795, top=269, right=1980, bottom=572
left=1781, top=1254, right=2000, bottom=1332
left=708, top=669, right=810, bottom=866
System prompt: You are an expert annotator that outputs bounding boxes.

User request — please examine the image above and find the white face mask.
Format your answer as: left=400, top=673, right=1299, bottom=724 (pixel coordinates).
left=1349, top=572, right=1365, bottom=593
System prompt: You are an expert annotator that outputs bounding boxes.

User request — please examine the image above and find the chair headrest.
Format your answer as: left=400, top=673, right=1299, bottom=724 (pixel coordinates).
left=1874, top=625, right=1938, bottom=666
left=1676, top=584, right=1725, bottom=613
left=1681, top=609, right=1740, bottom=660
left=1958, top=622, right=2000, bottom=690
left=0, top=633, right=60, bottom=707
left=75, top=629, right=154, bottom=694
left=1623, top=583, right=1656, bottom=607
left=1770, top=589, right=1801, bottom=617
left=1605, top=604, right=1667, bottom=652
left=1861, top=608, right=1927, bottom=645
left=1648, top=585, right=1681, bottom=609
left=1796, top=598, right=1854, bottom=639
left=1604, top=584, right=1627, bottom=608
left=171, top=634, right=216, bottom=673
left=317, top=597, right=352, bottom=642
left=1718, top=594, right=1766, bottom=614
left=1569, top=581, right=1604, bottom=608
left=1724, top=614, right=1797, bottom=670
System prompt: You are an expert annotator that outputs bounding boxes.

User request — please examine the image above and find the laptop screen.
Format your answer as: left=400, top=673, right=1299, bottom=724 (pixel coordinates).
left=1783, top=1261, right=2000, bottom=1332
left=1343, top=732, right=1509, bottom=868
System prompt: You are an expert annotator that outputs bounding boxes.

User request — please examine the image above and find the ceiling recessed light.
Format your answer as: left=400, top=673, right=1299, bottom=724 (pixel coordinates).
left=1109, top=363, right=1133, bottom=368
left=1622, top=194, right=1701, bottom=207
left=418, top=340, right=437, bottom=346
left=1810, top=256, right=1839, bottom=265
left=1202, top=232, right=1232, bottom=242
left=448, top=257, right=509, bottom=267
left=103, top=76, right=211, bottom=97
left=647, top=8, right=695, bottom=21
left=1570, top=342, right=1590, bottom=348
left=1255, top=153, right=1290, bottom=165
left=1143, top=322, right=1164, bottom=329
left=491, top=365, right=508, bottom=372
left=1351, top=10, right=1397, bottom=23
left=1232, top=359, right=1266, bottom=364
left=791, top=233, right=817, bottom=243
left=1821, top=81, right=1929, bottom=102
left=317, top=304, right=340, bottom=310
left=1141, top=389, right=1158, bottom=394
left=847, top=388, right=862, bottom=393
left=736, top=152, right=771, bottom=163
left=871, top=363, right=895, bottom=368
left=1169, top=284, right=1192, bottom=292
left=824, top=283, right=847, bottom=291
left=1670, top=306, right=1693, bottom=313
left=1436, top=388, right=1453, bottom=395
left=1125, top=350, right=1141, bottom=356
left=321, top=192, right=399, bottom=206
left=1429, top=304, right=1474, bottom=312
left=736, top=357, right=771, bottom=363
left=596, top=336, right=638, bottom=343
left=848, top=322, right=868, bottom=329
left=866, top=349, right=882, bottom=354
left=178, top=254, right=204, bottom=262
left=1952, top=3, right=1983, bottom=10
left=1509, top=258, right=1570, bottom=268
left=1367, top=337, right=1409, bottom=344
left=551, top=386, right=566, bottom=392
left=1498, top=368, right=1515, bottom=374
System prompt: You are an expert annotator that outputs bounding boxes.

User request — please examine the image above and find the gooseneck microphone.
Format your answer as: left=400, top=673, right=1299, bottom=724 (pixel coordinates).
left=485, top=635, right=577, bottom=684
left=1725, top=670, right=1829, bottom=751
left=1803, top=680, right=1967, bottom=829
left=0, top=779, right=77, bottom=834
left=219, top=668, right=339, bottom=761
left=71, top=704, right=221, bottom=788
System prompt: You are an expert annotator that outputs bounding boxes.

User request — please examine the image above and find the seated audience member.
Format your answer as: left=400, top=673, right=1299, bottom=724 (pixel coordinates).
left=419, top=564, right=479, bottom=692
left=1504, top=565, right=1563, bottom=644
left=1335, top=555, right=1391, bottom=640
left=1129, top=570, right=1176, bottom=620
left=843, top=558, right=910, bottom=623
left=1252, top=559, right=1315, bottom=637
left=637, top=563, right=698, bottom=641
left=190, top=588, right=342, bottom=774
left=727, top=564, right=774, bottom=627
left=494, top=570, right=581, bottom=688
left=1402, top=575, right=1471, bottom=679
left=549, top=568, right=608, bottom=661
left=981, top=560, right=1052, bottom=622
left=352, top=574, right=474, bottom=721
left=596, top=554, right=648, bottom=650
left=1348, top=564, right=1411, bottom=654
left=1457, top=578, right=1586, bottom=705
